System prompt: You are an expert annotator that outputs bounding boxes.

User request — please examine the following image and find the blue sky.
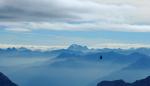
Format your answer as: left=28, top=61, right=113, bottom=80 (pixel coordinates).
left=0, top=0, right=150, bottom=49
left=0, top=28, right=150, bottom=49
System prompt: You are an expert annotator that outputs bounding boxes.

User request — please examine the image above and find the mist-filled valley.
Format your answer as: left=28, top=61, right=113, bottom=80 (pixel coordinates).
left=1, top=44, right=150, bottom=86
left=0, top=0, right=150, bottom=85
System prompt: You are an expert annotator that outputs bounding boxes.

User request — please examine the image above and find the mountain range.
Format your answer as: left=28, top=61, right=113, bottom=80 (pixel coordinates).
left=1, top=44, right=150, bottom=86
left=1, top=44, right=150, bottom=58
left=1, top=44, right=150, bottom=67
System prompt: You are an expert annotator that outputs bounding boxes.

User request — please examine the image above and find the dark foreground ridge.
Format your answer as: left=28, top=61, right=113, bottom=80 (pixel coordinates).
left=97, top=76, right=150, bottom=86
left=0, top=72, right=17, bottom=86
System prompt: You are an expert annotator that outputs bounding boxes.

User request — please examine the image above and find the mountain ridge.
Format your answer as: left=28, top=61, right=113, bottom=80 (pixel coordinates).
left=97, top=75, right=150, bottom=86
left=0, top=72, right=18, bottom=86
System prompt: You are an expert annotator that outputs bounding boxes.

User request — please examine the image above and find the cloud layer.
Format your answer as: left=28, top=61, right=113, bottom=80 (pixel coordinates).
left=0, top=0, right=150, bottom=32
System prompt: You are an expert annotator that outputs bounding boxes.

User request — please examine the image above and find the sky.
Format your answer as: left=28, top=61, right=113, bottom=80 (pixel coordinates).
left=0, top=0, right=150, bottom=49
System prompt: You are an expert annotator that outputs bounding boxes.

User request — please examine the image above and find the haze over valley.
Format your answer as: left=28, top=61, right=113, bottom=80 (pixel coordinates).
left=0, top=44, right=150, bottom=86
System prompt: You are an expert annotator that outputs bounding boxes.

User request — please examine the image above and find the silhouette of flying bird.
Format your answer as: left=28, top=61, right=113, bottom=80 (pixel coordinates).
left=100, top=55, right=103, bottom=60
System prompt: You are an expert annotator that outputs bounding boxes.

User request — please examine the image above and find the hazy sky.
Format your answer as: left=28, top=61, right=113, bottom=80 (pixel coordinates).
left=0, top=0, right=150, bottom=49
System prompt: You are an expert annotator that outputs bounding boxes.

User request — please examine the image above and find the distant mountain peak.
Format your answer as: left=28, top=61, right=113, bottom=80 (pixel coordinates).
left=67, top=44, right=89, bottom=51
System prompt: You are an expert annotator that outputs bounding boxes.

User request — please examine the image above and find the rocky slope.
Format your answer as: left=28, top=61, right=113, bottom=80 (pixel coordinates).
left=0, top=72, right=17, bottom=86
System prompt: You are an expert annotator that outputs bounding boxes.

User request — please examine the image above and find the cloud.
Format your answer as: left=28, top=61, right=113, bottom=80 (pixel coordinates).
left=1, top=43, right=150, bottom=49
left=0, top=43, right=66, bottom=50
left=0, top=0, right=150, bottom=32
left=1, top=22, right=150, bottom=32
left=92, top=43, right=150, bottom=49
left=0, top=0, right=135, bottom=22
left=5, top=28, right=30, bottom=32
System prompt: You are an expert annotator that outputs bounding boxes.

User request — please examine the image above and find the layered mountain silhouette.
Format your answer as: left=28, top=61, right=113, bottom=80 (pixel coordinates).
left=0, top=72, right=17, bottom=86
left=1, top=44, right=150, bottom=68
left=95, top=52, right=150, bottom=83
left=1, top=44, right=150, bottom=58
left=124, top=56, right=150, bottom=70
left=52, top=51, right=147, bottom=67
left=1, top=44, right=150, bottom=86
left=97, top=75, right=150, bottom=86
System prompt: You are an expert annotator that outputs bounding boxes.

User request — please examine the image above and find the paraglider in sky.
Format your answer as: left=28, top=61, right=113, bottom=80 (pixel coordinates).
left=100, top=55, right=103, bottom=60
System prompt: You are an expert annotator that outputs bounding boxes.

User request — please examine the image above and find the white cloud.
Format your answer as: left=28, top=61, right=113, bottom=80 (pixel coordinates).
left=0, top=0, right=149, bottom=32
left=0, top=43, right=66, bottom=50
left=0, top=0, right=135, bottom=22
left=5, top=28, right=30, bottom=32
left=1, top=43, right=150, bottom=49
left=1, top=22, right=150, bottom=32
left=92, top=43, right=150, bottom=49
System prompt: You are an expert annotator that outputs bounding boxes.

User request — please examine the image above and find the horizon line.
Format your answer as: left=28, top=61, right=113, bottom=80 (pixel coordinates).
left=0, top=43, right=150, bottom=50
